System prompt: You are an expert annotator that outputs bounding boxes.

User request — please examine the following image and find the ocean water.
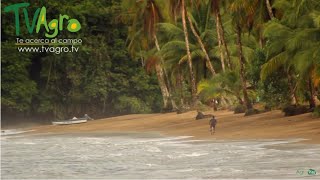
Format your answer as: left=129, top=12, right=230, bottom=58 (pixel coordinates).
left=1, top=131, right=320, bottom=179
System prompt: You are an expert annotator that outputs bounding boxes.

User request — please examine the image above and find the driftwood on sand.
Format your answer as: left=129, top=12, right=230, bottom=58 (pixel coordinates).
left=195, top=111, right=213, bottom=120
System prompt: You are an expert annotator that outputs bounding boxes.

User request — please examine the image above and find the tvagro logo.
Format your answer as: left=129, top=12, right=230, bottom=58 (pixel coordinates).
left=296, top=168, right=317, bottom=176
left=4, top=2, right=81, bottom=38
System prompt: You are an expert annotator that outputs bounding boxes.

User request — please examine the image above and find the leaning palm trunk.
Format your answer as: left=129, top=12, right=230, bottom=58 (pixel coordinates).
left=155, top=63, right=171, bottom=109
left=154, top=34, right=178, bottom=110
left=211, top=0, right=231, bottom=69
left=215, top=14, right=226, bottom=72
left=187, top=14, right=216, bottom=76
left=266, top=0, right=274, bottom=19
left=217, top=12, right=232, bottom=69
left=150, top=2, right=177, bottom=110
left=181, top=0, right=197, bottom=106
left=236, top=25, right=252, bottom=109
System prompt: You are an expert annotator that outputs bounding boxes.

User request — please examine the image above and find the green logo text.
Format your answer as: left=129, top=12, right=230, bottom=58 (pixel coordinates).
left=4, top=3, right=81, bottom=38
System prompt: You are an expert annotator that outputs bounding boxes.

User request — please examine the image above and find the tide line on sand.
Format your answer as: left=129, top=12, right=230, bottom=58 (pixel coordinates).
left=1, top=129, right=35, bottom=136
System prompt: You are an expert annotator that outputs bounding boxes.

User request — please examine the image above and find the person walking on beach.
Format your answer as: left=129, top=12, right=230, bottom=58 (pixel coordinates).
left=209, top=115, right=217, bottom=135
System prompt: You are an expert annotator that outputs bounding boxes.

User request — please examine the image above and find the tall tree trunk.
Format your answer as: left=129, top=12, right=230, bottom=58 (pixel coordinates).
left=178, top=65, right=185, bottom=106
left=215, top=13, right=225, bottom=72
left=266, top=0, right=274, bottom=19
left=154, top=34, right=177, bottom=110
left=211, top=0, right=231, bottom=68
left=203, top=61, right=207, bottom=79
left=151, top=2, right=177, bottom=110
left=309, top=78, right=316, bottom=109
left=187, top=14, right=216, bottom=76
left=217, top=12, right=232, bottom=69
left=181, top=0, right=197, bottom=106
left=155, top=63, right=171, bottom=109
left=236, top=24, right=252, bottom=109
left=286, top=71, right=298, bottom=105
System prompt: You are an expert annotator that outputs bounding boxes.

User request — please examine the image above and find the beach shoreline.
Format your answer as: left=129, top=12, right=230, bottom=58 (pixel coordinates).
left=23, top=110, right=320, bottom=144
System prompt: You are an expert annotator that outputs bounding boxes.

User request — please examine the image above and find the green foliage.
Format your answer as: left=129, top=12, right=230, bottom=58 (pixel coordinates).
left=258, top=73, right=291, bottom=108
left=247, top=49, right=266, bottom=87
left=246, top=48, right=292, bottom=108
left=1, top=43, right=37, bottom=112
left=171, top=81, right=191, bottom=107
left=198, top=71, right=241, bottom=104
left=312, top=106, right=320, bottom=118
left=115, top=96, right=152, bottom=114
left=1, top=0, right=162, bottom=120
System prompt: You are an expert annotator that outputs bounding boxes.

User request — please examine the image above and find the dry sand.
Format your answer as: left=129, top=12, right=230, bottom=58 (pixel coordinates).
left=27, top=111, right=320, bottom=144
left=28, top=110, right=320, bottom=144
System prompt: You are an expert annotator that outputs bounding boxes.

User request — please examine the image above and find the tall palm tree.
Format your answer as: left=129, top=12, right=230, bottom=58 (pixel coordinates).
left=186, top=1, right=223, bottom=74
left=186, top=13, right=216, bottom=76
left=122, top=0, right=177, bottom=110
left=150, top=2, right=178, bottom=110
left=235, top=24, right=253, bottom=109
left=210, top=0, right=232, bottom=70
left=172, top=0, right=198, bottom=106
left=229, top=0, right=256, bottom=109
left=157, top=22, right=216, bottom=79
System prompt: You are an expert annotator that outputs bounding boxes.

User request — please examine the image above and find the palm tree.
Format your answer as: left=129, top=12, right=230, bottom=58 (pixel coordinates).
left=210, top=0, right=232, bottom=70
left=229, top=0, right=256, bottom=109
left=186, top=1, right=223, bottom=74
left=260, top=20, right=299, bottom=105
left=181, top=0, right=197, bottom=106
left=157, top=23, right=216, bottom=106
left=150, top=2, right=178, bottom=110
left=235, top=24, right=253, bottom=109
left=186, top=13, right=216, bottom=76
left=261, top=0, right=320, bottom=108
left=122, top=0, right=177, bottom=110
left=178, top=0, right=198, bottom=106
left=156, top=24, right=199, bottom=106
left=265, top=0, right=274, bottom=19
left=198, top=71, right=245, bottom=108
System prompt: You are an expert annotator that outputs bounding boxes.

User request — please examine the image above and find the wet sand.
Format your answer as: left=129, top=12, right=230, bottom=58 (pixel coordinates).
left=28, top=110, right=320, bottom=144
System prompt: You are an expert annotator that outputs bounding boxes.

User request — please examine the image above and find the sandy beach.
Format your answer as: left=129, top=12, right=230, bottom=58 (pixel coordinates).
left=27, top=110, right=320, bottom=144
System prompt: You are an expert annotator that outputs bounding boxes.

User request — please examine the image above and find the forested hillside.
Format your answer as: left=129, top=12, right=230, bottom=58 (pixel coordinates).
left=1, top=0, right=162, bottom=123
